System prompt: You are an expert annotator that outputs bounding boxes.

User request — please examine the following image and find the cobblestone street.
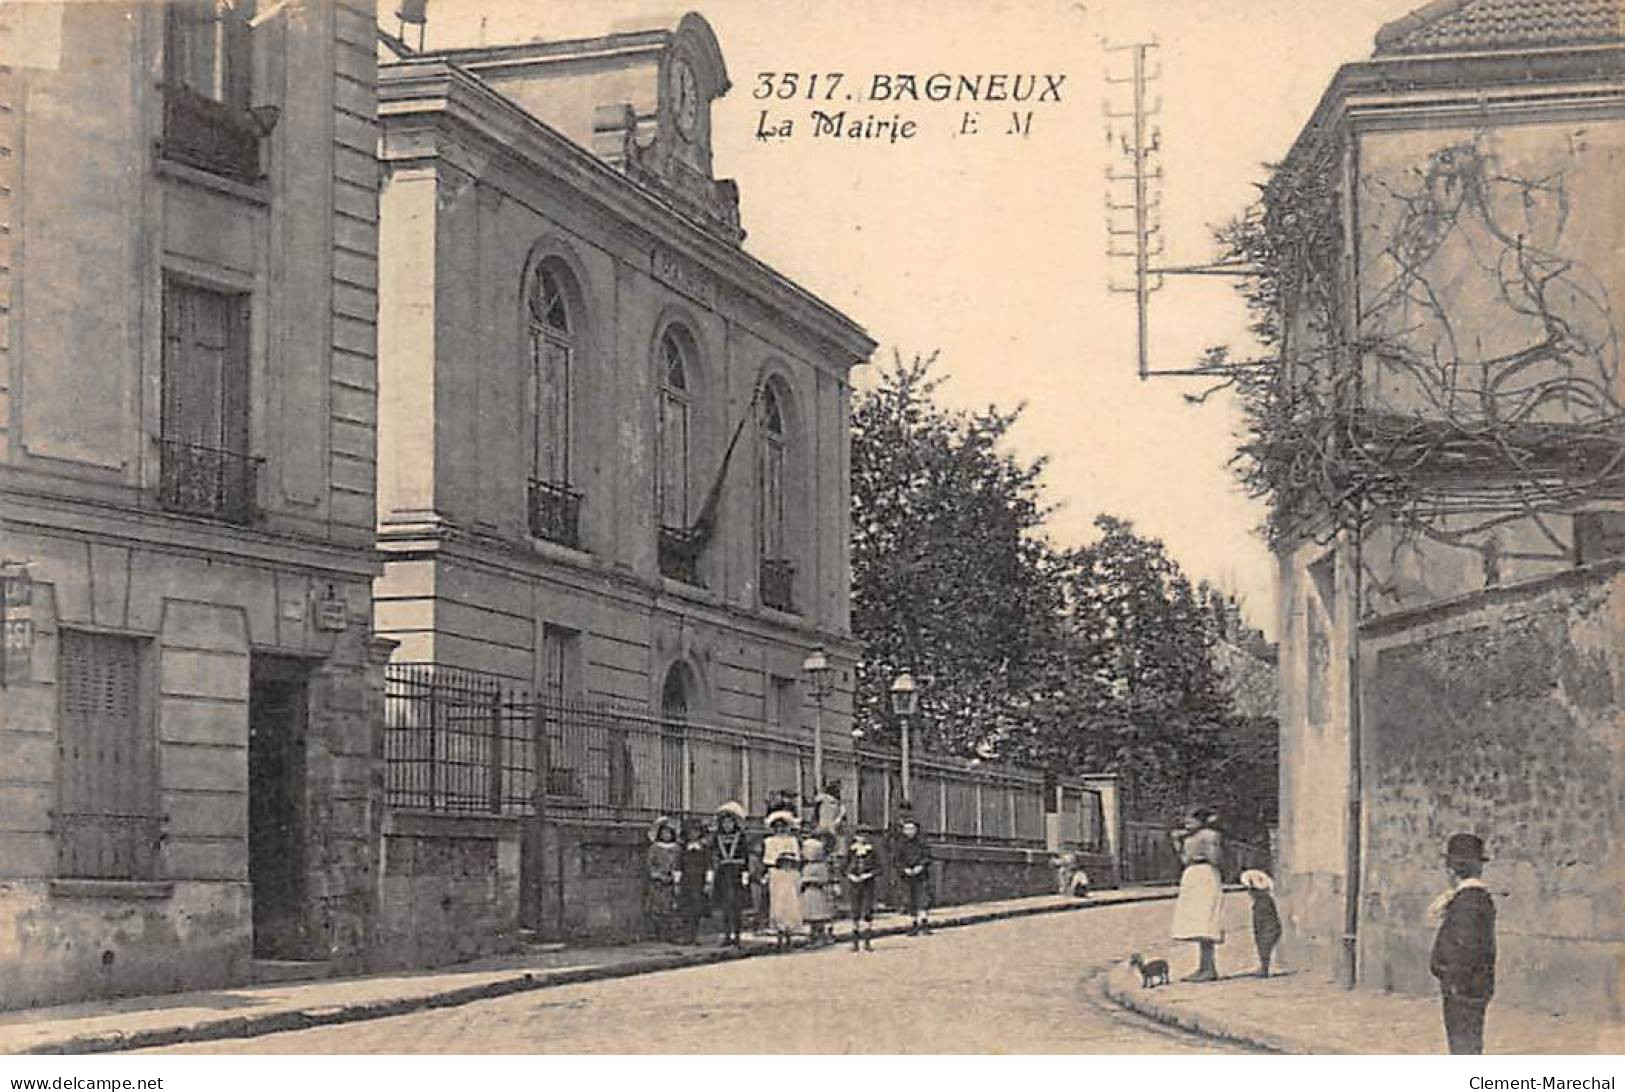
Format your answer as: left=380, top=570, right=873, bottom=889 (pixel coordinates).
left=146, top=898, right=1254, bottom=1054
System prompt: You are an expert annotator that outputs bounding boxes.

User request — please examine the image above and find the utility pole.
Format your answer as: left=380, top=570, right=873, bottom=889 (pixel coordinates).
left=1104, top=40, right=1163, bottom=381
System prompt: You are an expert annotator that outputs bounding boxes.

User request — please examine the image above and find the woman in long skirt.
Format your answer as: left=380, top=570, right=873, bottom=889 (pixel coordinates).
left=1170, top=808, right=1225, bottom=981
left=763, top=810, right=804, bottom=951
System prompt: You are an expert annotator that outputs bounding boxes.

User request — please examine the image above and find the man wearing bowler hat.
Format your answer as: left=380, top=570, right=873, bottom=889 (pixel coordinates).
left=1429, top=832, right=1496, bottom=1054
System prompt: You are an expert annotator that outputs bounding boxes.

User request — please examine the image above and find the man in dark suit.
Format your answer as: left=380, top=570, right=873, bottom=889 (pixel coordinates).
left=1429, top=832, right=1496, bottom=1054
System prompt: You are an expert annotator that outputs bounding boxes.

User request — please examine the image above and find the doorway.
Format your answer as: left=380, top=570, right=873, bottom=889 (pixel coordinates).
left=248, top=655, right=312, bottom=959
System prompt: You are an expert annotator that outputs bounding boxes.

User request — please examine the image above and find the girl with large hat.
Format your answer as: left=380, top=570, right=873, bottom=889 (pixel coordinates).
left=644, top=815, right=682, bottom=942
left=709, top=802, right=750, bottom=947
left=763, top=809, right=804, bottom=951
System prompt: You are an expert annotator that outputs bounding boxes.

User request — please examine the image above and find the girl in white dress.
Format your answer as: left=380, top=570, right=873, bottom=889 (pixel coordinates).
left=762, top=811, right=804, bottom=951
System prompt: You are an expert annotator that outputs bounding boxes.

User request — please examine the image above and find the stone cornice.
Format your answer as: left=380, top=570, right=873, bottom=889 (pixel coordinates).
left=378, top=61, right=875, bottom=371
left=1282, top=44, right=1625, bottom=173
left=376, top=519, right=858, bottom=653
left=4, top=486, right=381, bottom=581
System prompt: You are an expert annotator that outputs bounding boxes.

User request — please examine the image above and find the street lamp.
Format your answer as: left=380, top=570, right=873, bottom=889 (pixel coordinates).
left=889, top=671, right=918, bottom=804
left=802, top=647, right=831, bottom=794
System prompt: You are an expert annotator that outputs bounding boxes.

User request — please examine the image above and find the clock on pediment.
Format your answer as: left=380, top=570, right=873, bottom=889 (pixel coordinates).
left=665, top=53, right=711, bottom=171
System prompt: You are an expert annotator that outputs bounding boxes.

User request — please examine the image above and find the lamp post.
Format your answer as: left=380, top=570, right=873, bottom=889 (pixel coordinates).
left=889, top=671, right=918, bottom=805
left=802, top=647, right=831, bottom=794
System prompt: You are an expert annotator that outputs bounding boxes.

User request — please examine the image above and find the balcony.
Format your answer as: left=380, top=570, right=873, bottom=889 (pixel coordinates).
left=528, top=479, right=583, bottom=549
left=658, top=525, right=704, bottom=586
left=159, top=438, right=261, bottom=524
left=760, top=558, right=795, bottom=612
left=160, top=85, right=262, bottom=185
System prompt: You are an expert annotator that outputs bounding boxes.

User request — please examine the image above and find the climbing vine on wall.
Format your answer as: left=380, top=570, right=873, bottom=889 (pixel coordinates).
left=1197, top=132, right=1624, bottom=570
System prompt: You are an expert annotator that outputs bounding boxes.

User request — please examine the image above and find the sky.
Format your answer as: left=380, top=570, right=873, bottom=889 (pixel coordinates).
left=416, top=0, right=1429, bottom=638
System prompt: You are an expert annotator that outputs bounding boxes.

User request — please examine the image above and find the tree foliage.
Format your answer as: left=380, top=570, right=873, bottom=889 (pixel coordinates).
left=850, top=350, right=1058, bottom=756
left=850, top=352, right=1279, bottom=840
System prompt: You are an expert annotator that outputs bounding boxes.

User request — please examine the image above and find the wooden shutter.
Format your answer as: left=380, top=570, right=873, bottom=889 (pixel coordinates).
left=56, top=632, right=157, bottom=880
left=762, top=435, right=785, bottom=558
left=531, top=331, right=570, bottom=485
left=659, top=391, right=689, bottom=527
left=163, top=280, right=237, bottom=449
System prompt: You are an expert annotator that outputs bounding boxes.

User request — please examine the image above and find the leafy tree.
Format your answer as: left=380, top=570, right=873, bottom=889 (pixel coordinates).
left=849, top=354, right=1280, bottom=841
left=849, top=351, right=1059, bottom=757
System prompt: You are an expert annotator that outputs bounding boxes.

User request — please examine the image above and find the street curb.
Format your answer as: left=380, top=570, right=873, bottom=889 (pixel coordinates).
left=1100, top=960, right=1311, bottom=1054
left=21, top=889, right=1179, bottom=1055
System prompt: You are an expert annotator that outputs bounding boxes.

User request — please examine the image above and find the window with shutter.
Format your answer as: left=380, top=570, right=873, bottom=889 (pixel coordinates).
left=161, top=278, right=256, bottom=523
left=758, top=385, right=794, bottom=611
left=524, top=264, right=582, bottom=547
left=56, top=631, right=160, bottom=880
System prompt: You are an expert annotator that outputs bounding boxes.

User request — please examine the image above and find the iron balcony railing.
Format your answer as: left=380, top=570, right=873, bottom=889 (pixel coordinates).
left=528, top=478, right=583, bottom=549
left=159, top=84, right=262, bottom=185
left=158, top=438, right=261, bottom=524
left=56, top=811, right=164, bottom=881
left=760, top=558, right=795, bottom=612
left=658, top=525, right=703, bottom=586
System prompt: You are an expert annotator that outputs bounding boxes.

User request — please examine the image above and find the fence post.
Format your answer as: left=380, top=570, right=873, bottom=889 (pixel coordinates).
left=428, top=668, right=441, bottom=811
left=488, top=683, right=503, bottom=814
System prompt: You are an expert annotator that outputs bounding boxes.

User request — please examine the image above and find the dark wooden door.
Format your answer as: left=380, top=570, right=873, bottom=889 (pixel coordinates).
left=249, top=658, right=309, bottom=959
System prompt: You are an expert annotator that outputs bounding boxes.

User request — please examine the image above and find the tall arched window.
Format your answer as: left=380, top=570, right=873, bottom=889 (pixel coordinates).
left=526, top=262, right=580, bottom=547
left=659, top=663, right=691, bottom=811
left=657, top=331, right=691, bottom=531
left=758, top=383, right=793, bottom=611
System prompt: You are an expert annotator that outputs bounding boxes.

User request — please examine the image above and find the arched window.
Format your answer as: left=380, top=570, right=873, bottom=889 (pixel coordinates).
left=657, top=330, right=691, bottom=532
left=526, top=261, right=580, bottom=546
left=659, top=663, right=691, bottom=811
left=529, top=265, right=572, bottom=483
left=759, top=383, right=793, bottom=611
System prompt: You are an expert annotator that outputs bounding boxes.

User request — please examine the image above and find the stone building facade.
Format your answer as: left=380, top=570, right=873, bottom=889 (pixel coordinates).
left=1269, top=0, right=1625, bottom=1020
left=0, top=0, right=385, bottom=1008
left=372, top=14, right=875, bottom=946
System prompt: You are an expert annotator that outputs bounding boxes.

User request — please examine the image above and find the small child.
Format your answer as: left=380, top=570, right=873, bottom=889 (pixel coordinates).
left=676, top=818, right=711, bottom=945
left=644, top=815, right=681, bottom=942
left=896, top=817, right=933, bottom=935
left=762, top=811, right=804, bottom=951
left=800, top=836, right=835, bottom=946
left=1240, top=869, right=1281, bottom=977
left=846, top=834, right=878, bottom=952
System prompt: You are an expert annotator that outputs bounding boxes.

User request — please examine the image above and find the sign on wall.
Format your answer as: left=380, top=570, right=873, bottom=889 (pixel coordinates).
left=1, top=564, right=34, bottom=686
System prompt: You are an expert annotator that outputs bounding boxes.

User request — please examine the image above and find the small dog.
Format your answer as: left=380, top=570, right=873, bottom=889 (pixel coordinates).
left=1130, top=952, right=1170, bottom=988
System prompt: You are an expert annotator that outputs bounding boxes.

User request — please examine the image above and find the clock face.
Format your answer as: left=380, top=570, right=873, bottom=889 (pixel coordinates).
left=673, top=59, right=700, bottom=138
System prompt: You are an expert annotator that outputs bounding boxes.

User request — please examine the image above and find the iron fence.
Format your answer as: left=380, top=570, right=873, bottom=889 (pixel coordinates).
left=384, top=662, right=1106, bottom=856
left=384, top=663, right=536, bottom=815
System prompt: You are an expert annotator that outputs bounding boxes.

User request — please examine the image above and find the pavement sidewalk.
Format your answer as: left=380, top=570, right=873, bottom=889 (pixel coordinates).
left=1, top=884, right=1177, bottom=1055
left=1103, top=958, right=1625, bottom=1055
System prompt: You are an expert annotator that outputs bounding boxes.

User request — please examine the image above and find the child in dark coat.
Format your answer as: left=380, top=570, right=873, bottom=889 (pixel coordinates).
left=896, top=817, right=932, bottom=935
left=1240, top=869, right=1282, bottom=977
left=846, top=834, right=878, bottom=952
left=676, top=818, right=711, bottom=944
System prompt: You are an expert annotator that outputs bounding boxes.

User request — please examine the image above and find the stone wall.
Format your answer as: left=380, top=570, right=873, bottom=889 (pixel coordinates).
left=375, top=811, right=522, bottom=968
left=1359, top=564, right=1624, bottom=1021
left=527, top=819, right=1106, bottom=943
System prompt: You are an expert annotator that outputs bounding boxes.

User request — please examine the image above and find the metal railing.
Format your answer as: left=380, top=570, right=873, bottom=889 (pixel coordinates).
left=658, top=526, right=703, bottom=586
left=158, top=438, right=261, bottom=524
left=160, top=84, right=262, bottom=184
left=760, top=558, right=794, bottom=612
left=528, top=479, right=582, bottom=549
left=383, top=662, right=1107, bottom=857
left=384, top=663, right=536, bottom=816
left=56, top=811, right=163, bottom=881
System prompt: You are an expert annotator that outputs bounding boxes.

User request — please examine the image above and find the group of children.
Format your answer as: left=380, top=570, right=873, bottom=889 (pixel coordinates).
left=646, top=799, right=935, bottom=953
